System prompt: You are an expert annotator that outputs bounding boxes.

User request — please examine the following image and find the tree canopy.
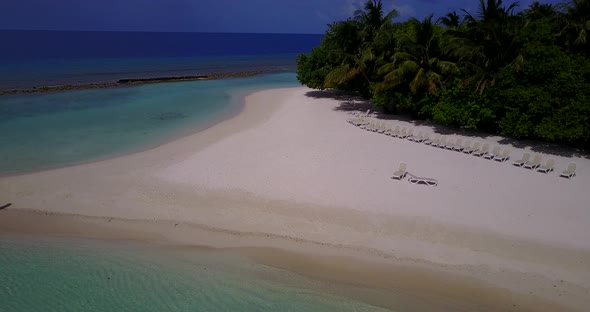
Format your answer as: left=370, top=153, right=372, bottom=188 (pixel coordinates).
left=296, top=0, right=590, bottom=148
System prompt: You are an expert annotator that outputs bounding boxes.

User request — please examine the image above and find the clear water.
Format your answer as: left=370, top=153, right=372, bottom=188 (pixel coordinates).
left=0, top=73, right=299, bottom=174
left=0, top=235, right=391, bottom=312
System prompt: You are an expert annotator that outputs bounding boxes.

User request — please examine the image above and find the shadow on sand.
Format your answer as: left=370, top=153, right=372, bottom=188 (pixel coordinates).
left=304, top=89, right=589, bottom=159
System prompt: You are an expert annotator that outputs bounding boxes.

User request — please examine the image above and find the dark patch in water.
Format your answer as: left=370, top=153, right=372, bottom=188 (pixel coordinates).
left=153, top=112, right=187, bottom=120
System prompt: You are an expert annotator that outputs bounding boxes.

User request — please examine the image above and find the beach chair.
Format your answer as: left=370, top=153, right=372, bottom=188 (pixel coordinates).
left=352, top=109, right=370, bottom=117
left=494, top=147, right=511, bottom=162
left=444, top=138, right=456, bottom=150
left=455, top=140, right=470, bottom=152
left=391, top=163, right=408, bottom=180
left=420, top=133, right=429, bottom=143
left=407, top=173, right=438, bottom=187
left=405, top=128, right=414, bottom=140
left=388, top=125, right=400, bottom=137
left=523, top=154, right=542, bottom=170
left=559, top=162, right=576, bottom=179
left=376, top=122, right=387, bottom=133
left=370, top=122, right=378, bottom=132
left=436, top=136, right=447, bottom=148
left=366, top=121, right=378, bottom=132
left=359, top=119, right=369, bottom=129
left=472, top=143, right=489, bottom=157
left=350, top=117, right=368, bottom=126
left=463, top=141, right=480, bottom=154
left=537, top=159, right=555, bottom=174
left=408, top=130, right=420, bottom=142
left=452, top=138, right=464, bottom=151
left=413, top=131, right=426, bottom=143
left=424, top=134, right=439, bottom=146
left=398, top=127, right=408, bottom=139
left=483, top=146, right=501, bottom=160
left=512, top=152, right=530, bottom=167
left=382, top=125, right=393, bottom=136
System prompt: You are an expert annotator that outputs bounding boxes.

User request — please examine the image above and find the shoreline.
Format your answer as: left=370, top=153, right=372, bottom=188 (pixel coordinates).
left=1, top=86, right=589, bottom=311
left=0, top=83, right=282, bottom=178
left=0, top=70, right=269, bottom=96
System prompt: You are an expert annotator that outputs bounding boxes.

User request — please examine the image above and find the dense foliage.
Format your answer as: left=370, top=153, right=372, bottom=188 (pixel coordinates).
left=296, top=0, right=590, bottom=147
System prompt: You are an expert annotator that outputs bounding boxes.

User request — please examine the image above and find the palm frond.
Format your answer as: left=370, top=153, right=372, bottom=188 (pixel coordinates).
left=324, top=64, right=356, bottom=87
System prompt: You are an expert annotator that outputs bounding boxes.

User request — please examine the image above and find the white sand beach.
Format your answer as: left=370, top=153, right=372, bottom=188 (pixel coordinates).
left=1, top=86, right=590, bottom=311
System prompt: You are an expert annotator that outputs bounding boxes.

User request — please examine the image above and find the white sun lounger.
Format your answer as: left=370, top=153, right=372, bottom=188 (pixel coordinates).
left=388, top=125, right=401, bottom=137
left=398, top=127, right=409, bottom=139
left=391, top=163, right=408, bottom=180
left=523, top=154, right=542, bottom=169
left=463, top=141, right=480, bottom=154
left=407, top=173, right=438, bottom=187
left=444, top=138, right=456, bottom=150
left=512, top=152, right=530, bottom=167
left=559, top=162, right=576, bottom=179
left=472, top=143, right=490, bottom=157
left=376, top=122, right=387, bottom=133
left=452, top=138, right=464, bottom=151
left=483, top=146, right=501, bottom=159
left=383, top=126, right=394, bottom=136
left=366, top=121, right=377, bottom=131
left=414, top=131, right=427, bottom=143
left=537, top=159, right=555, bottom=173
left=494, top=147, right=511, bottom=162
left=408, top=130, right=421, bottom=142
left=424, top=134, right=440, bottom=146
left=359, top=119, right=371, bottom=129
left=352, top=109, right=371, bottom=117
left=436, top=136, right=447, bottom=148
left=454, top=139, right=469, bottom=152
left=348, top=116, right=368, bottom=126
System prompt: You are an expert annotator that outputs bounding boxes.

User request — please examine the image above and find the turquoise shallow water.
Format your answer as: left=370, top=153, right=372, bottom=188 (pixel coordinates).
left=0, top=235, right=391, bottom=312
left=0, top=73, right=299, bottom=174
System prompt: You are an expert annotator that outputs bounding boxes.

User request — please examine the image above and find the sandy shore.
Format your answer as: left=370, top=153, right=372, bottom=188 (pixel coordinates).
left=1, top=86, right=590, bottom=311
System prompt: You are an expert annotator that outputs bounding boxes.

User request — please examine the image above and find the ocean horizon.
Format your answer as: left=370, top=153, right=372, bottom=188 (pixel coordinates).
left=0, top=30, right=322, bottom=89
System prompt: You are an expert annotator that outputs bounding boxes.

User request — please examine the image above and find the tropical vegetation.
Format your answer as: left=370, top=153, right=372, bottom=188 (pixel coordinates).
left=296, top=0, right=590, bottom=147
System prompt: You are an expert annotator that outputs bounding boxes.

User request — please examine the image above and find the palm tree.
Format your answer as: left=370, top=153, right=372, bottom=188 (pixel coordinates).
left=324, top=46, right=375, bottom=88
left=377, top=16, right=458, bottom=94
left=560, top=0, right=590, bottom=46
left=452, top=0, right=524, bottom=94
left=323, top=0, right=398, bottom=92
left=524, top=1, right=557, bottom=21
left=438, top=11, right=462, bottom=28
left=354, top=0, right=399, bottom=42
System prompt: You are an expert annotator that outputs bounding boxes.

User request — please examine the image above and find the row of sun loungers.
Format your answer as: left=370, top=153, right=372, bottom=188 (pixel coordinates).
left=349, top=115, right=578, bottom=179
left=350, top=117, right=515, bottom=161
left=512, top=153, right=576, bottom=178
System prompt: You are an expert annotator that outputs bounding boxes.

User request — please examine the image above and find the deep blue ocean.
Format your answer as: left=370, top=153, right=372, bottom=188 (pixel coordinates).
left=0, top=30, right=322, bottom=89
